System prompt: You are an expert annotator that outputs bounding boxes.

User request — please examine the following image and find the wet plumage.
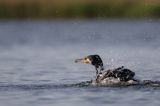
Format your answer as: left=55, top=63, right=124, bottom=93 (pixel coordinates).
left=75, top=54, right=137, bottom=85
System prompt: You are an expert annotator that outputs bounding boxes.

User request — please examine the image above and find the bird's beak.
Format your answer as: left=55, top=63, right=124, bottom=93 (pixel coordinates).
left=75, top=58, right=83, bottom=63
left=75, top=57, right=92, bottom=64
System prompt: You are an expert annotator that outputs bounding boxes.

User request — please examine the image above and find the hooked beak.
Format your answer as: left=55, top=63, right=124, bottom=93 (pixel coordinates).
left=75, top=59, right=83, bottom=63
left=75, top=57, right=92, bottom=64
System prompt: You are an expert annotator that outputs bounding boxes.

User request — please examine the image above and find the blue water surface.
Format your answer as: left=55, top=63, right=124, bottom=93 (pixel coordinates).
left=0, top=20, right=160, bottom=106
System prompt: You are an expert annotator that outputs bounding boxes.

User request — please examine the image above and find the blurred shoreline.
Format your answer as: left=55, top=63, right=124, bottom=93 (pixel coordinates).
left=0, top=0, right=160, bottom=19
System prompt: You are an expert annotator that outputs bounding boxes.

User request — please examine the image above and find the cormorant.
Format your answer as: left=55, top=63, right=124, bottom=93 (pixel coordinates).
left=75, top=54, right=136, bottom=84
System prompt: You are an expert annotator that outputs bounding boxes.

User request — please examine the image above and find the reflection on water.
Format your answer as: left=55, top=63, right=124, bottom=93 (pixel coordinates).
left=0, top=20, right=160, bottom=106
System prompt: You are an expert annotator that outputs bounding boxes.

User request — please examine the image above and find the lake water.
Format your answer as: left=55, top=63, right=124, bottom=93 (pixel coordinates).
left=0, top=19, right=160, bottom=106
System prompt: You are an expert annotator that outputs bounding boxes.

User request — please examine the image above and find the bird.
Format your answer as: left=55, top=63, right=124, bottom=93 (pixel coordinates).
left=75, top=54, right=136, bottom=85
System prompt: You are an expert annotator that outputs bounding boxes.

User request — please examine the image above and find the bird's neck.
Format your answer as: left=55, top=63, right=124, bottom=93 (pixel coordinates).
left=95, top=65, right=104, bottom=75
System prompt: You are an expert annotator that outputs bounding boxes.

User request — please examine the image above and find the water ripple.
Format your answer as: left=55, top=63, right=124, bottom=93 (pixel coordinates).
left=0, top=80, right=160, bottom=91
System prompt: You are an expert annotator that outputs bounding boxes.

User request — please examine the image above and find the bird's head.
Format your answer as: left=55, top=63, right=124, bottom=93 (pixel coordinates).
left=75, top=54, right=104, bottom=74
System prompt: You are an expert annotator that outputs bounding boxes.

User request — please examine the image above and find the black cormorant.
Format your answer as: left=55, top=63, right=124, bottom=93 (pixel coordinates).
left=75, top=54, right=136, bottom=83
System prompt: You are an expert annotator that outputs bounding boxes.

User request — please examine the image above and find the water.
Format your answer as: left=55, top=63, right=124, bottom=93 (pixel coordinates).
left=0, top=19, right=160, bottom=106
